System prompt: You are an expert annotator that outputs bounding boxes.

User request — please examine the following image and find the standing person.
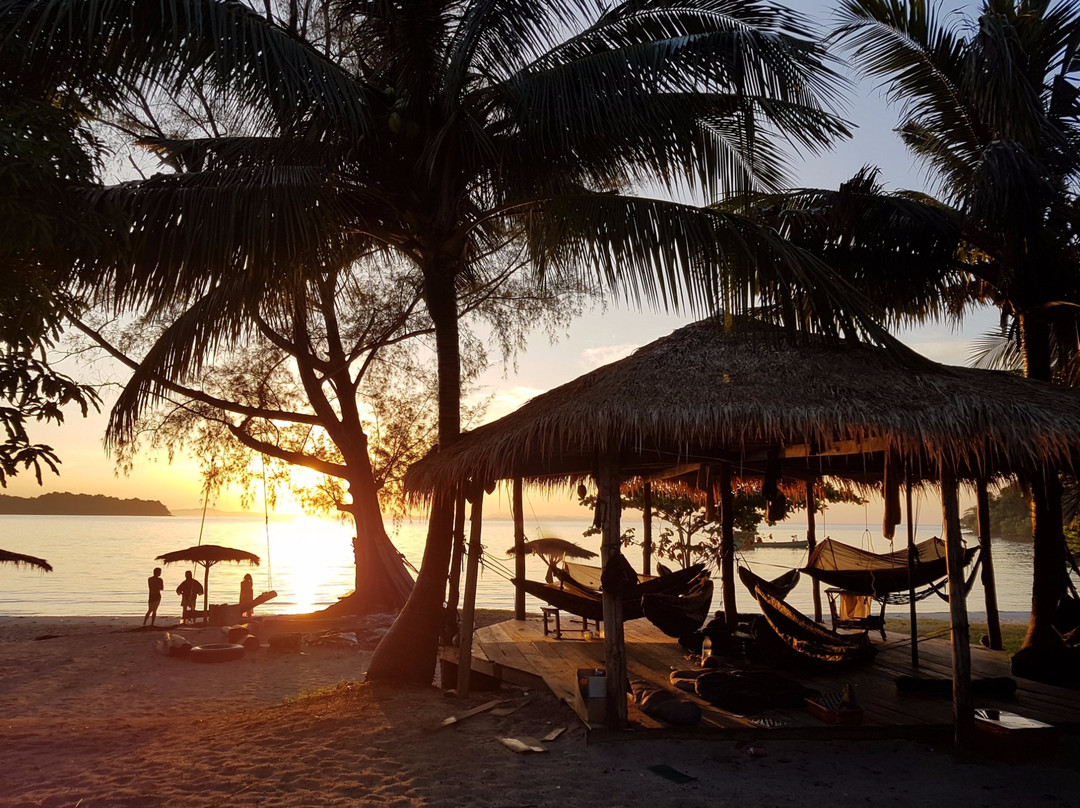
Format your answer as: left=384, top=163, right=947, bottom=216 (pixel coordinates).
left=239, top=573, right=254, bottom=617
left=144, top=567, right=164, bottom=626
left=176, top=570, right=204, bottom=624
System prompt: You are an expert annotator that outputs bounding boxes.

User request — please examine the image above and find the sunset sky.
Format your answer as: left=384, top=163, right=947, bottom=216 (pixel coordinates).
left=6, top=0, right=996, bottom=521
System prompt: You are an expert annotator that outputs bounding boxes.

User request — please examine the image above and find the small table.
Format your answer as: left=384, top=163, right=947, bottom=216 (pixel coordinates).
left=541, top=607, right=599, bottom=639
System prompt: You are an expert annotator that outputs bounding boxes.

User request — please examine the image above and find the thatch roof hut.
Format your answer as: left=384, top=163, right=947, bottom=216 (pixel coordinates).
left=0, top=549, right=53, bottom=572
left=408, top=317, right=1080, bottom=747
left=407, top=317, right=1080, bottom=492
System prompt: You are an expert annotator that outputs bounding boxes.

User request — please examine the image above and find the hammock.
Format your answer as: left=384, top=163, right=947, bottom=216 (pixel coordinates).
left=753, top=586, right=876, bottom=665
left=738, top=565, right=801, bottom=601
left=556, top=561, right=707, bottom=596
left=877, top=550, right=982, bottom=606
left=515, top=563, right=708, bottom=623
left=641, top=576, right=714, bottom=638
left=802, top=537, right=978, bottom=599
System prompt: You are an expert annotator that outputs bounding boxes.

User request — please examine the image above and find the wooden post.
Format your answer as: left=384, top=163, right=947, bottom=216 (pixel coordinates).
left=906, top=476, right=919, bottom=667
left=977, top=478, right=1003, bottom=650
left=456, top=480, right=485, bottom=697
left=806, top=479, right=821, bottom=622
left=597, top=452, right=628, bottom=728
left=202, top=565, right=211, bottom=617
left=642, top=482, right=653, bottom=576
left=442, top=486, right=468, bottom=644
left=512, top=477, right=526, bottom=620
left=720, top=462, right=737, bottom=626
left=941, top=464, right=974, bottom=755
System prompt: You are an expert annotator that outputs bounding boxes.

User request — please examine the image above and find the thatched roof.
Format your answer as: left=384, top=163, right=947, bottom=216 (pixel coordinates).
left=0, top=549, right=53, bottom=572
left=156, top=544, right=260, bottom=566
left=407, top=317, right=1080, bottom=493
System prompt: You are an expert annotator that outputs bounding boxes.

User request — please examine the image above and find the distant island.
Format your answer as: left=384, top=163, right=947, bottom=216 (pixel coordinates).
left=0, top=493, right=171, bottom=516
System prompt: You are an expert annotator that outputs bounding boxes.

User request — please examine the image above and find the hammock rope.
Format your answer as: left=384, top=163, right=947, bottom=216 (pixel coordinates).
left=261, top=455, right=273, bottom=592
left=877, top=548, right=983, bottom=606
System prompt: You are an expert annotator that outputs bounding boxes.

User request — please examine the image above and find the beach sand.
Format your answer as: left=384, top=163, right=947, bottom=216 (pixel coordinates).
left=1, top=612, right=1076, bottom=807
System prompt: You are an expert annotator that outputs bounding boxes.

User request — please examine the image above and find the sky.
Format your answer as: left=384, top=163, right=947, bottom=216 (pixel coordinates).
left=6, top=0, right=1000, bottom=521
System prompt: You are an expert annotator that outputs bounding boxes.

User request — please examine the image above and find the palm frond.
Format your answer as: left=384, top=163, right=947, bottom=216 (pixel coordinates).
left=73, top=165, right=364, bottom=311
left=0, top=0, right=373, bottom=135
left=519, top=191, right=903, bottom=350
left=970, top=327, right=1024, bottom=373
left=103, top=285, right=260, bottom=445
left=498, top=0, right=851, bottom=195
left=736, top=167, right=976, bottom=326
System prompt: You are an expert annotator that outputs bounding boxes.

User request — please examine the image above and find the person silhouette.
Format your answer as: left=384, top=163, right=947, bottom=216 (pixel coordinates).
left=240, top=573, right=254, bottom=617
left=176, top=570, right=204, bottom=624
left=144, top=567, right=164, bottom=626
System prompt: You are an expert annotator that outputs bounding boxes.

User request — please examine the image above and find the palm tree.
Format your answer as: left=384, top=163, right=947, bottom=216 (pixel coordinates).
left=819, top=0, right=1080, bottom=681
left=0, top=0, right=868, bottom=683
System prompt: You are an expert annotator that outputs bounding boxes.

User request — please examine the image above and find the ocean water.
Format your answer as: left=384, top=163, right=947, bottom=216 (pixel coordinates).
left=0, top=514, right=1036, bottom=621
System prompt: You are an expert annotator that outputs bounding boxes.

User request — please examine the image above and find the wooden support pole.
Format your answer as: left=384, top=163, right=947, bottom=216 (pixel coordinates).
left=806, top=479, right=821, bottom=622
left=941, top=464, right=974, bottom=755
left=702, top=466, right=716, bottom=569
left=512, top=477, right=526, bottom=620
left=906, top=476, right=919, bottom=667
left=642, top=482, right=653, bottom=576
left=720, top=462, right=737, bottom=626
left=456, top=480, right=485, bottom=697
left=441, top=486, right=468, bottom=645
left=446, top=487, right=467, bottom=606
left=977, top=478, right=1003, bottom=650
left=597, top=452, right=628, bottom=728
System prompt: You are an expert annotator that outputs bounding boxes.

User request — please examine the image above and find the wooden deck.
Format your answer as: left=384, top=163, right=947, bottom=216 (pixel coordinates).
left=440, top=616, right=1080, bottom=739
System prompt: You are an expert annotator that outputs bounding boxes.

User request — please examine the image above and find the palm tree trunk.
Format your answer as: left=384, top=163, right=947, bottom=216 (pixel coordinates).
left=367, top=266, right=461, bottom=684
left=1013, top=313, right=1078, bottom=682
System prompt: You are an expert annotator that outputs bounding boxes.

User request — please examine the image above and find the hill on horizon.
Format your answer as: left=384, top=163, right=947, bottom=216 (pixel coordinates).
left=0, top=492, right=171, bottom=516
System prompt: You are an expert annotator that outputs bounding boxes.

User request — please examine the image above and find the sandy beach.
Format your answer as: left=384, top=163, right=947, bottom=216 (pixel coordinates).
left=1, top=612, right=1077, bottom=808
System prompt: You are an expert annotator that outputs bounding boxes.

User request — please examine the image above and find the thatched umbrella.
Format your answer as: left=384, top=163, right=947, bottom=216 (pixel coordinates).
left=506, top=538, right=598, bottom=582
left=406, top=316, right=1080, bottom=739
left=0, top=549, right=52, bottom=572
left=156, top=544, right=259, bottom=614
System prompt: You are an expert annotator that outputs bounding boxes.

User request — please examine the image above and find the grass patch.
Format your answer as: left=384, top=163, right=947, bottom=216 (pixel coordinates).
left=885, top=618, right=1027, bottom=655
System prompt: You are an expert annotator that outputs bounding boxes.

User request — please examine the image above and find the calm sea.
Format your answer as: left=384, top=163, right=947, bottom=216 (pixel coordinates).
left=0, top=515, right=1035, bottom=621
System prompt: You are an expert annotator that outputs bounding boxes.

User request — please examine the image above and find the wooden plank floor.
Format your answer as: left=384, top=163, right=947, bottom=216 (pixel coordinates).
left=448, top=617, right=1080, bottom=738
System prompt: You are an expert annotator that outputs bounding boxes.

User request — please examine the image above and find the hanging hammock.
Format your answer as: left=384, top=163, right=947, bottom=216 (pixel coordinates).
left=802, top=537, right=978, bottom=598
left=877, top=550, right=983, bottom=606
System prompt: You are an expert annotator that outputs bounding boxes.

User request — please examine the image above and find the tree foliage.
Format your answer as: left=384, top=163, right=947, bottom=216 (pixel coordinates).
left=961, top=480, right=1033, bottom=539
left=0, top=43, right=104, bottom=485
left=577, top=478, right=864, bottom=568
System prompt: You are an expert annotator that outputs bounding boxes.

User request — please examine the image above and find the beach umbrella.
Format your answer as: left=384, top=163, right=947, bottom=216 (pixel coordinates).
left=0, top=549, right=52, bottom=572
left=506, top=538, right=597, bottom=583
left=156, top=544, right=259, bottom=614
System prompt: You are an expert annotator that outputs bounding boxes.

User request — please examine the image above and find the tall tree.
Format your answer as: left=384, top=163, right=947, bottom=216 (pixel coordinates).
left=817, top=0, right=1080, bottom=681
left=0, top=0, right=869, bottom=683
left=73, top=257, right=575, bottom=614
